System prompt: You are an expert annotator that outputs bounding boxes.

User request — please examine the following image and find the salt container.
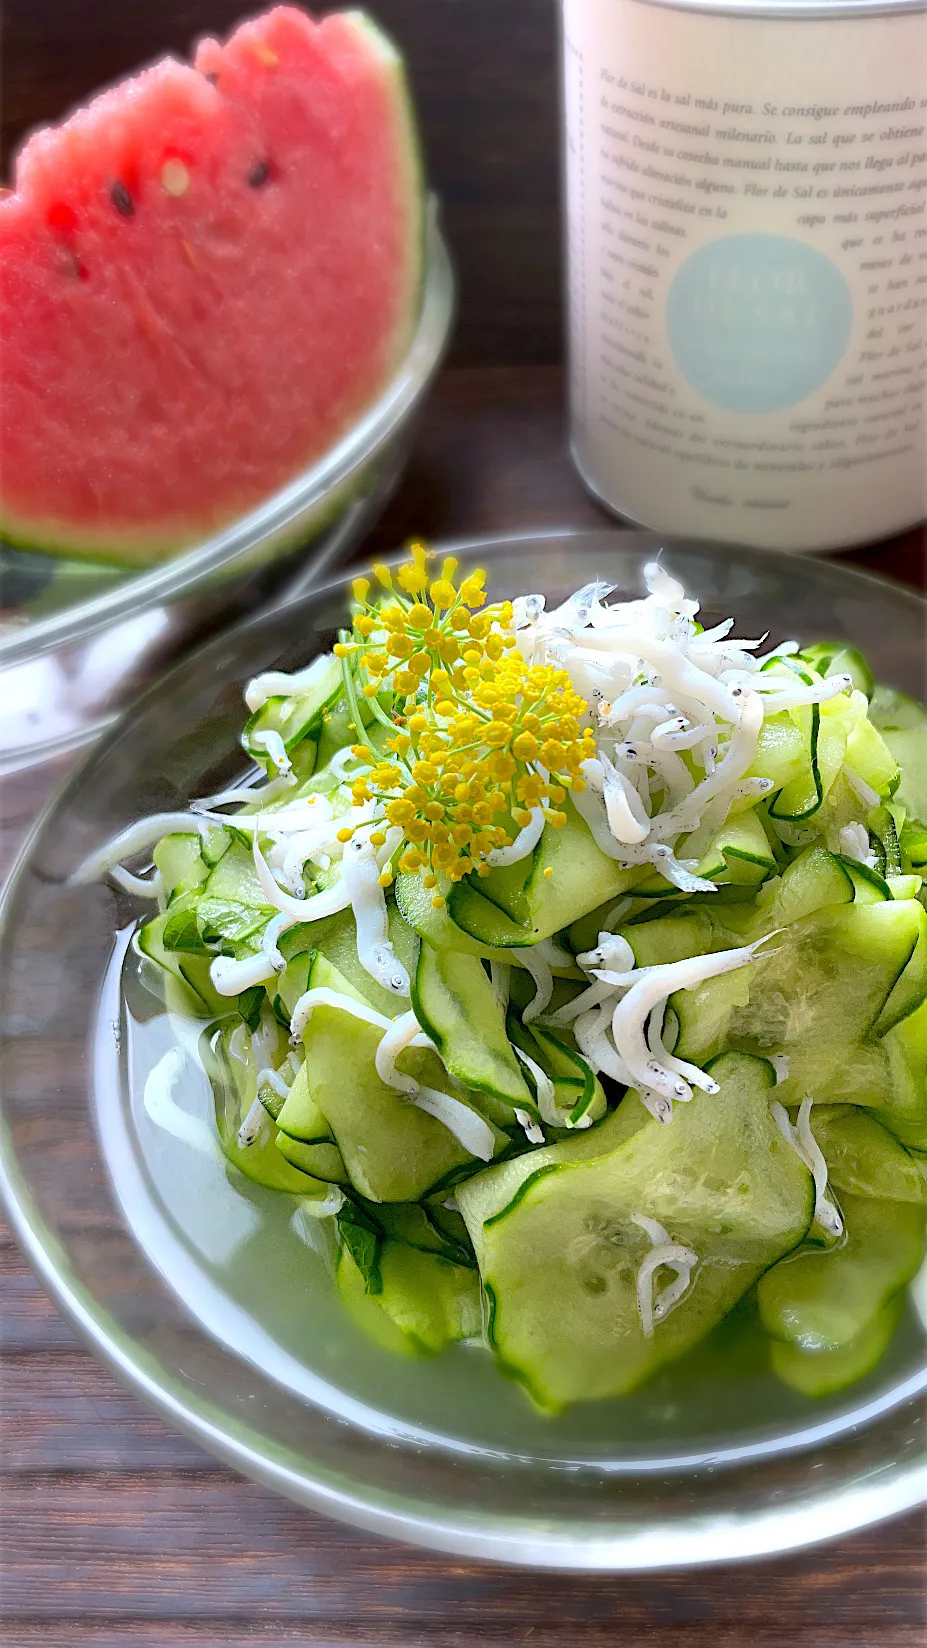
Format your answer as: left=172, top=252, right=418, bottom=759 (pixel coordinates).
left=562, top=0, right=927, bottom=549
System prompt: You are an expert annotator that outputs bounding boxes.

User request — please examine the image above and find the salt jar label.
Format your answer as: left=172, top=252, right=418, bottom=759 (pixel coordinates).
left=666, top=234, right=854, bottom=413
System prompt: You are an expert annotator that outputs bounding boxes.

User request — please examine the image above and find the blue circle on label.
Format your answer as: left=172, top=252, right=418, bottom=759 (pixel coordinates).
left=666, top=234, right=853, bottom=415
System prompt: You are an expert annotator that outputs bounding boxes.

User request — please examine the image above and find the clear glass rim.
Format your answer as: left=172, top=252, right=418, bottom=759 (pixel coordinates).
left=607, top=0, right=926, bottom=20
left=0, top=204, right=454, bottom=669
left=1, top=529, right=925, bottom=1570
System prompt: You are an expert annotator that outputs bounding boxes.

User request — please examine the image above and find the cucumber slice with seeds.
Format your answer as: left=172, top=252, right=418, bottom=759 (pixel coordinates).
left=457, top=1052, right=812, bottom=1410
left=674, top=898, right=923, bottom=1110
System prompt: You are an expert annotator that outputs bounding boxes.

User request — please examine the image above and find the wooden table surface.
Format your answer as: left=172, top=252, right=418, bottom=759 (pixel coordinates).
left=1, top=366, right=925, bottom=1645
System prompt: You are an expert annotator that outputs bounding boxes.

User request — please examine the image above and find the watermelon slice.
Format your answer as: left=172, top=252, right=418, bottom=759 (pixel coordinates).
left=0, top=7, right=423, bottom=565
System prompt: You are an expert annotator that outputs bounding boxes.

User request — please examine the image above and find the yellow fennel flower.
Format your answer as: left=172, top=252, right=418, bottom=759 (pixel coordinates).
left=339, top=542, right=594, bottom=884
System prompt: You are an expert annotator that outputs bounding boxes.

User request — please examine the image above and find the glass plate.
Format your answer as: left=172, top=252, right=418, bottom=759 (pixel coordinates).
left=1, top=529, right=925, bottom=1569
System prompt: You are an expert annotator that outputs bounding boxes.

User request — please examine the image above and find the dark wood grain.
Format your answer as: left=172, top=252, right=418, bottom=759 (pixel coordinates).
left=2, top=1470, right=926, bottom=1639
left=5, top=1634, right=925, bottom=1648
left=0, top=0, right=564, bottom=368
left=0, top=1352, right=209, bottom=1474
left=8, top=1629, right=926, bottom=1648
left=1, top=365, right=925, bottom=1641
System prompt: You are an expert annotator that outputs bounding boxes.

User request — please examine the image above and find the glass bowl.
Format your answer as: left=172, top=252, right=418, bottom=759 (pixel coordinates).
left=1, top=529, right=925, bottom=1571
left=0, top=208, right=454, bottom=776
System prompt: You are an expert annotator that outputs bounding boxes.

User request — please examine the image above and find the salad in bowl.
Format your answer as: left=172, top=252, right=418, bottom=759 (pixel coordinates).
left=78, top=545, right=927, bottom=1414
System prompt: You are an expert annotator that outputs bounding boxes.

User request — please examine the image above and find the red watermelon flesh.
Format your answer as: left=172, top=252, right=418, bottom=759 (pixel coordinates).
left=0, top=7, right=423, bottom=564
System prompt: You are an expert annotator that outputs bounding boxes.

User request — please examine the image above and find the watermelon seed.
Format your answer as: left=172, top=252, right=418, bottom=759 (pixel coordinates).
left=204, top=71, right=219, bottom=85
left=160, top=159, right=191, bottom=198
left=248, top=160, right=271, bottom=188
left=110, top=181, right=134, bottom=218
